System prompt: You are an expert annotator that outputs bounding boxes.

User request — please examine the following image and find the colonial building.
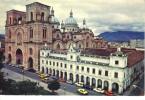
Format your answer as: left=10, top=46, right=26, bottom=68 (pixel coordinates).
left=40, top=43, right=144, bottom=94
left=5, top=2, right=108, bottom=70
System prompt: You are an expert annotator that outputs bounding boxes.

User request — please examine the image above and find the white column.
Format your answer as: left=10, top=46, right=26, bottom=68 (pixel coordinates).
left=102, top=80, right=104, bottom=89
left=90, top=77, right=92, bottom=87
left=96, top=78, right=98, bottom=88
left=108, top=81, right=112, bottom=91
left=119, top=85, right=123, bottom=94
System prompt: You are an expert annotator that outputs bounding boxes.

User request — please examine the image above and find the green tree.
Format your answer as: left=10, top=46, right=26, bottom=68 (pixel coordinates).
left=47, top=80, right=60, bottom=93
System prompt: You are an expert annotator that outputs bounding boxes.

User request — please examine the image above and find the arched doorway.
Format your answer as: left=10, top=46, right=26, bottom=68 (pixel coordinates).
left=76, top=74, right=79, bottom=82
left=28, top=57, right=33, bottom=69
left=16, top=49, right=23, bottom=65
left=60, top=71, right=63, bottom=78
left=46, top=68, right=48, bottom=74
left=56, top=70, right=59, bottom=78
left=86, top=77, right=90, bottom=85
left=53, top=69, right=55, bottom=76
left=81, top=75, right=84, bottom=82
left=41, top=67, right=44, bottom=73
left=104, top=81, right=109, bottom=90
left=112, top=82, right=119, bottom=93
left=64, top=72, right=67, bottom=80
left=8, top=54, right=12, bottom=63
left=92, top=78, right=96, bottom=88
left=69, top=73, right=73, bottom=81
left=49, top=68, right=52, bottom=75
left=97, top=79, right=102, bottom=88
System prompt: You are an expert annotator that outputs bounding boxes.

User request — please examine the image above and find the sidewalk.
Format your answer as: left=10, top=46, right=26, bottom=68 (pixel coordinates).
left=1, top=68, right=76, bottom=95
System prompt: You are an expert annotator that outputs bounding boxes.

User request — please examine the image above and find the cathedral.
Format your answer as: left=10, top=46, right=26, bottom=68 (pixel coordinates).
left=5, top=2, right=108, bottom=71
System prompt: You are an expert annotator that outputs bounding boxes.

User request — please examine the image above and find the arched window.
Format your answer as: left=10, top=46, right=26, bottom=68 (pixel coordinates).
left=30, top=28, right=33, bottom=38
left=30, top=12, right=33, bottom=21
left=86, top=42, right=89, bottom=48
left=18, top=17, right=22, bottom=24
left=9, top=46, right=11, bottom=51
left=29, top=48, right=33, bottom=55
left=9, top=17, right=12, bottom=24
left=43, top=28, right=47, bottom=39
left=41, top=12, right=44, bottom=21
left=9, top=30, right=11, bottom=39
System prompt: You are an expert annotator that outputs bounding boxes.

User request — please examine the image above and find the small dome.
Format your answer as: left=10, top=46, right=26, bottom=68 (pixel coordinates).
left=50, top=7, right=60, bottom=25
left=50, top=16, right=60, bottom=25
left=65, top=10, right=78, bottom=27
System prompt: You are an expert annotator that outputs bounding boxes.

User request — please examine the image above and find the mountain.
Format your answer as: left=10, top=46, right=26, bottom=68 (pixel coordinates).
left=98, top=31, right=144, bottom=42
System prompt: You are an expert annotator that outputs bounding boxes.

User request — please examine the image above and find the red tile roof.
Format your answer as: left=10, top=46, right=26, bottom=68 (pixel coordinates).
left=82, top=48, right=144, bottom=67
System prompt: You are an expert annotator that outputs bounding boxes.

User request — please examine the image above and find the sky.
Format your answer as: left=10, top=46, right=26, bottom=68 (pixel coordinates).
left=0, top=0, right=145, bottom=36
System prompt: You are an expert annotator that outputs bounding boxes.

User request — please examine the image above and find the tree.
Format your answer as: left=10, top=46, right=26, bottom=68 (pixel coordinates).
left=47, top=80, right=60, bottom=93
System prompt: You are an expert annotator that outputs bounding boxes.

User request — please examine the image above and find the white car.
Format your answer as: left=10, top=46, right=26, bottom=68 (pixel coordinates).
left=66, top=80, right=73, bottom=84
left=93, top=88, right=104, bottom=93
left=75, top=82, right=84, bottom=87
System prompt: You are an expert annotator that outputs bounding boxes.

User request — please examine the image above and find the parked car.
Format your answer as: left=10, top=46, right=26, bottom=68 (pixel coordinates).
left=41, top=77, right=49, bottom=83
left=93, top=88, right=104, bottom=93
left=66, top=80, right=73, bottom=85
left=104, top=91, right=113, bottom=96
left=77, top=88, right=88, bottom=95
left=83, top=85, right=93, bottom=90
left=75, top=82, right=84, bottom=87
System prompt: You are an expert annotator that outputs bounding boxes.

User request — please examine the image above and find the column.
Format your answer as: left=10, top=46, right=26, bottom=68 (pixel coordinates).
left=102, top=80, right=104, bottom=89
left=119, top=85, right=123, bottom=94
left=90, top=77, right=92, bottom=87
left=108, top=81, right=112, bottom=91
left=96, top=78, right=98, bottom=88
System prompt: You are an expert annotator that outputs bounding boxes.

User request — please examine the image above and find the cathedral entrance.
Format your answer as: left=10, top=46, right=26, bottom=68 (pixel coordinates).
left=28, top=57, right=33, bottom=69
left=16, top=49, right=23, bottom=65
left=8, top=54, right=12, bottom=63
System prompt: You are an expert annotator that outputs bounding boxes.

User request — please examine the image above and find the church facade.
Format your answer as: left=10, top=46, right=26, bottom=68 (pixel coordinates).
left=5, top=2, right=108, bottom=71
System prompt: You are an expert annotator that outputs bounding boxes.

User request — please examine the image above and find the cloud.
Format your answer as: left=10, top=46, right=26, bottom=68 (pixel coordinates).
left=0, top=0, right=144, bottom=35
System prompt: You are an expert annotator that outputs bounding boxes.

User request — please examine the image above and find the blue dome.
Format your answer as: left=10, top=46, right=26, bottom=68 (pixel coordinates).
left=65, top=10, right=78, bottom=27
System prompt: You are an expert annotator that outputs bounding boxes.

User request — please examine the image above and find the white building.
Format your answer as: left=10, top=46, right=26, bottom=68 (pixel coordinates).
left=130, top=39, right=144, bottom=48
left=40, top=43, right=144, bottom=94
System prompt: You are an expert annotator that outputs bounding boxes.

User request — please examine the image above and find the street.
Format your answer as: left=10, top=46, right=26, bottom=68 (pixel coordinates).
left=2, top=64, right=104, bottom=96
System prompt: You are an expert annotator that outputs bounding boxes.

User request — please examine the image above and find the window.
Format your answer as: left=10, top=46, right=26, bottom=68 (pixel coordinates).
left=9, top=46, right=11, bottom=51
left=86, top=42, right=89, bottom=48
left=87, top=68, right=90, bottom=73
left=49, top=61, right=51, bottom=65
left=114, top=72, right=118, bottom=78
left=60, top=63, right=63, bottom=67
left=10, top=17, right=12, bottom=24
left=105, top=71, right=108, bottom=76
left=57, top=62, right=59, bottom=66
left=70, top=56, right=73, bottom=59
left=65, top=64, right=67, bottom=68
left=115, top=60, right=119, bottom=65
left=46, top=61, right=48, bottom=64
left=29, top=48, right=33, bottom=55
left=77, top=66, right=79, bottom=70
left=30, top=12, right=33, bottom=21
left=9, top=30, right=11, bottom=39
left=98, top=70, right=102, bottom=75
left=81, top=67, right=84, bottom=71
left=30, top=28, right=33, bottom=38
left=41, top=12, right=44, bottom=21
left=43, top=28, right=47, bottom=39
left=92, top=68, right=95, bottom=74
left=70, top=65, right=72, bottom=69
left=53, top=62, right=55, bottom=66
left=42, top=52, right=44, bottom=55
left=42, top=60, right=44, bottom=64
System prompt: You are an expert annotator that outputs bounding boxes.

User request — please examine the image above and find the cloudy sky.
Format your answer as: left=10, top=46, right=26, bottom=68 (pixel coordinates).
left=0, top=0, right=145, bottom=35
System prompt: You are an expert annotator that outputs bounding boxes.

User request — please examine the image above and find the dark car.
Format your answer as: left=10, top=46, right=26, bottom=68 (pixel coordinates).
left=83, top=85, right=93, bottom=90
left=26, top=68, right=36, bottom=73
